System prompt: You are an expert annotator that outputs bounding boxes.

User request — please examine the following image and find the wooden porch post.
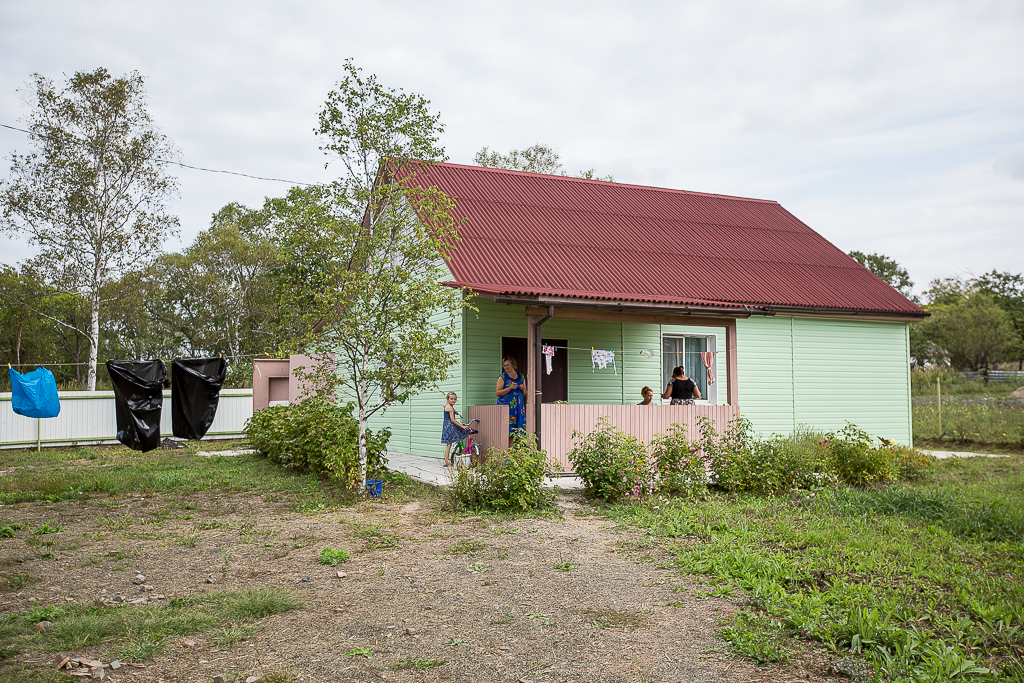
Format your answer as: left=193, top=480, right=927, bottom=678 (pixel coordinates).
left=526, top=314, right=539, bottom=434
left=726, top=321, right=739, bottom=405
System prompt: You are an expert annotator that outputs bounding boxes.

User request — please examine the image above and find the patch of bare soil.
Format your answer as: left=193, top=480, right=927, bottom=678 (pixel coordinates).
left=1, top=491, right=844, bottom=682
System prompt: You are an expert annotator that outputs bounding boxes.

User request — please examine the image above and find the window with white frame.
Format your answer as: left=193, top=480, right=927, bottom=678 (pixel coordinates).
left=662, top=334, right=718, bottom=403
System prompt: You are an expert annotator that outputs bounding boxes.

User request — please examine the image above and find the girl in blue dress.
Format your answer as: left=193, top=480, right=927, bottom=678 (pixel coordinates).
left=495, top=357, right=526, bottom=447
left=442, top=392, right=472, bottom=466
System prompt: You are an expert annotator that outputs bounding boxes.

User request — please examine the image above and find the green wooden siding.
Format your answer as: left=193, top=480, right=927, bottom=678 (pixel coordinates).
left=465, top=300, right=665, bottom=407
left=736, top=315, right=911, bottom=444
left=661, top=324, right=729, bottom=405
left=623, top=323, right=663, bottom=405
left=372, top=301, right=912, bottom=457
left=463, top=300, right=528, bottom=408
left=365, top=306, right=463, bottom=459
left=733, top=316, right=796, bottom=435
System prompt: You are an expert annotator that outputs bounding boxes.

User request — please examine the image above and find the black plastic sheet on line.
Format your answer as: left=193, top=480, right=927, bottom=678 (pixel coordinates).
left=106, top=360, right=167, bottom=453
left=171, top=357, right=226, bottom=440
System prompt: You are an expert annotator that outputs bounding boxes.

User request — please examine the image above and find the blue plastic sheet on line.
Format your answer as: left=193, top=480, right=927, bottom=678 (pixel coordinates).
left=8, top=366, right=61, bottom=418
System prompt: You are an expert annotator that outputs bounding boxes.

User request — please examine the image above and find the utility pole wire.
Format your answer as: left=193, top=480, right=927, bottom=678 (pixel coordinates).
left=1, top=123, right=317, bottom=187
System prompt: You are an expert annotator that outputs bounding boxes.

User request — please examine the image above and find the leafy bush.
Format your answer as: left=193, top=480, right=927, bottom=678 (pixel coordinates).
left=648, top=424, right=707, bottom=498
left=447, top=435, right=556, bottom=512
left=567, top=415, right=932, bottom=499
left=245, top=399, right=390, bottom=488
left=568, top=417, right=653, bottom=502
left=696, top=418, right=928, bottom=493
left=696, top=417, right=835, bottom=495
left=821, top=423, right=900, bottom=486
left=318, top=547, right=350, bottom=566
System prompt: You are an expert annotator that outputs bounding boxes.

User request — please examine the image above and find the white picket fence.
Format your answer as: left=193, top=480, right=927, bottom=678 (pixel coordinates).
left=0, top=390, right=253, bottom=450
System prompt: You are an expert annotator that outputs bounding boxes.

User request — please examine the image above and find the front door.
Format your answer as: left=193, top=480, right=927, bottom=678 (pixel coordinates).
left=540, top=338, right=568, bottom=403
left=501, top=337, right=568, bottom=403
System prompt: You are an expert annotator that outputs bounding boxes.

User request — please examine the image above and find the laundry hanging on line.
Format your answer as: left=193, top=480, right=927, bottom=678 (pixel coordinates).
left=8, top=365, right=60, bottom=418
left=591, top=348, right=617, bottom=375
left=700, top=351, right=716, bottom=385
left=171, top=357, right=227, bottom=440
left=541, top=345, right=556, bottom=375
left=106, top=359, right=167, bottom=453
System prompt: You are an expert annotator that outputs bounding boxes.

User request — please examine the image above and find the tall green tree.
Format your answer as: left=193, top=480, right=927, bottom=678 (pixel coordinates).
left=925, top=293, right=1017, bottom=370
left=0, top=68, right=179, bottom=390
left=0, top=263, right=92, bottom=388
left=971, top=270, right=1024, bottom=369
left=848, top=251, right=915, bottom=299
left=923, top=277, right=970, bottom=306
left=281, top=60, right=470, bottom=488
left=474, top=143, right=614, bottom=181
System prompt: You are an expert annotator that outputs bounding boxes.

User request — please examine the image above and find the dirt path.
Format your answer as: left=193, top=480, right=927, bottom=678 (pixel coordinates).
left=1, top=491, right=841, bottom=682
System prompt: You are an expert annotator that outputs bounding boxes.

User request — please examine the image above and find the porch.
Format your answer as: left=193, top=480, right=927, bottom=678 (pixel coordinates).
left=456, top=296, right=747, bottom=474
left=468, top=402, right=740, bottom=473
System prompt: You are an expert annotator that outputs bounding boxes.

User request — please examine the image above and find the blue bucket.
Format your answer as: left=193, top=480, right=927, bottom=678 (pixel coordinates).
left=366, top=479, right=383, bottom=498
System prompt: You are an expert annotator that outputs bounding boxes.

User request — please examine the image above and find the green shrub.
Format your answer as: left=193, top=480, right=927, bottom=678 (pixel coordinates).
left=318, top=547, right=350, bottom=566
left=884, top=444, right=936, bottom=480
left=697, top=415, right=755, bottom=493
left=694, top=417, right=927, bottom=493
left=447, top=435, right=556, bottom=512
left=697, top=417, right=835, bottom=495
left=648, top=424, right=707, bottom=498
left=822, top=423, right=900, bottom=486
left=568, top=417, right=653, bottom=502
left=245, top=399, right=390, bottom=488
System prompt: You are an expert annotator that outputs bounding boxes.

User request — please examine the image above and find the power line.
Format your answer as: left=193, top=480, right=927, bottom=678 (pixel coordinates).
left=1, top=123, right=317, bottom=187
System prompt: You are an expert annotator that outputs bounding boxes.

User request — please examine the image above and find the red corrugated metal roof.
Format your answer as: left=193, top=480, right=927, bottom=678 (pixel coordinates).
left=400, top=163, right=925, bottom=317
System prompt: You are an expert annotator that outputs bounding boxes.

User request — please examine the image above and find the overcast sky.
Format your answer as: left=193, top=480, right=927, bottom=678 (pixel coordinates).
left=1, top=0, right=1022, bottom=296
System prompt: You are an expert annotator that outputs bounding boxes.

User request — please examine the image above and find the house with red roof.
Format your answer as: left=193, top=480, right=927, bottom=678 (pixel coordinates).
left=371, top=163, right=926, bottom=471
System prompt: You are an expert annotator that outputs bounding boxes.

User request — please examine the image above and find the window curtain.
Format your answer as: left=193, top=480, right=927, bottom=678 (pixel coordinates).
left=662, top=336, right=708, bottom=399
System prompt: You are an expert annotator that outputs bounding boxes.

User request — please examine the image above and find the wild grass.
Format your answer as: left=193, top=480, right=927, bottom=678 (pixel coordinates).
left=911, top=367, right=1022, bottom=398
left=353, top=524, right=402, bottom=551
left=0, top=587, right=304, bottom=667
left=318, top=547, right=350, bottom=566
left=0, top=442, right=360, bottom=507
left=581, top=608, right=648, bottom=630
left=211, top=621, right=264, bottom=647
left=447, top=538, right=486, bottom=555
left=913, top=400, right=1024, bottom=448
left=606, top=454, right=1024, bottom=681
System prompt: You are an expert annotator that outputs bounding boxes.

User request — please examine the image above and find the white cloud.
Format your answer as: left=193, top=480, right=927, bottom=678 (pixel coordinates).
left=1, top=0, right=1022, bottom=286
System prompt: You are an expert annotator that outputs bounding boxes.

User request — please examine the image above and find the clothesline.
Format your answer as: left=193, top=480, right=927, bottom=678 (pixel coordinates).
left=539, top=344, right=714, bottom=355
left=6, top=352, right=271, bottom=369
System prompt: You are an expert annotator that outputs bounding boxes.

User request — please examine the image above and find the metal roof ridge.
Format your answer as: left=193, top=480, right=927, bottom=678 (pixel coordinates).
left=442, top=280, right=923, bottom=316
left=433, top=161, right=783, bottom=204
left=442, top=281, right=752, bottom=307
left=448, top=199, right=808, bottom=230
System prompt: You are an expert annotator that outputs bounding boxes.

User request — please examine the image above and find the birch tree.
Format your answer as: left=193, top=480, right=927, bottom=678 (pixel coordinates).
left=0, top=68, right=179, bottom=390
left=276, top=60, right=469, bottom=488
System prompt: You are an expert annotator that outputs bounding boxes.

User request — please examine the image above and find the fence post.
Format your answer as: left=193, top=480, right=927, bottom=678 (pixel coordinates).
left=937, top=377, right=941, bottom=437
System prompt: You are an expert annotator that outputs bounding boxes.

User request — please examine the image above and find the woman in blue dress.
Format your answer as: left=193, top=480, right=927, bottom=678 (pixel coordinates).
left=495, top=357, right=526, bottom=446
left=441, top=392, right=472, bottom=466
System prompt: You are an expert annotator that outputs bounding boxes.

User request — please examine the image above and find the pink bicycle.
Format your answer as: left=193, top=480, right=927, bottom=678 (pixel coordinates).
left=447, top=415, right=482, bottom=468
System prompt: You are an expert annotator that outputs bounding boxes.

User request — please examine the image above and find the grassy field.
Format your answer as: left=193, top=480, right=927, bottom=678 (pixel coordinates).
left=0, top=439, right=428, bottom=511
left=607, top=454, right=1024, bottom=682
left=911, top=368, right=1022, bottom=399
left=2, top=439, right=1022, bottom=681
left=913, top=400, right=1024, bottom=451
left=0, top=440, right=435, bottom=682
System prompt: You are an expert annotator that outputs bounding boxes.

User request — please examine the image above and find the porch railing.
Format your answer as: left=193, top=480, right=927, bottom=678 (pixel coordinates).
left=466, top=405, right=510, bottom=456
left=467, top=403, right=740, bottom=474
left=541, top=403, right=741, bottom=473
